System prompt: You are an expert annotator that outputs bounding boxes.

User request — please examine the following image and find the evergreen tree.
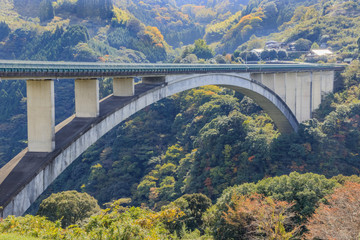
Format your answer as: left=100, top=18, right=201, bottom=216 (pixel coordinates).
left=193, top=39, right=214, bottom=60
left=39, top=0, right=54, bottom=22
left=77, top=0, right=113, bottom=19
left=0, top=21, right=10, bottom=41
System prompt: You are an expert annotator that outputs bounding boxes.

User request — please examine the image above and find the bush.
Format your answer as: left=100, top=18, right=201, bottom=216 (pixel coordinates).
left=37, top=190, right=100, bottom=228
left=294, top=38, right=312, bottom=51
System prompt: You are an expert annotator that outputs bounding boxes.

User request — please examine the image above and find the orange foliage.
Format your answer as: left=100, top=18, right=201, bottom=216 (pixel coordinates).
left=305, top=182, right=360, bottom=240
left=248, top=155, right=255, bottom=162
left=204, top=177, right=213, bottom=194
left=144, top=26, right=165, bottom=45
left=290, top=161, right=306, bottom=172
left=149, top=187, right=159, bottom=201
left=223, top=193, right=297, bottom=239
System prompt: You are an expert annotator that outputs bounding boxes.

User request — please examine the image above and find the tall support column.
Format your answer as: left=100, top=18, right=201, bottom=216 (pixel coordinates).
left=285, top=72, right=297, bottom=115
left=113, top=77, right=134, bottom=96
left=321, top=71, right=334, bottom=95
left=297, top=72, right=312, bottom=122
left=262, top=73, right=275, bottom=91
left=27, top=79, right=55, bottom=152
left=312, top=71, right=323, bottom=113
left=273, top=73, right=286, bottom=101
left=75, top=78, right=99, bottom=118
left=250, top=73, right=263, bottom=83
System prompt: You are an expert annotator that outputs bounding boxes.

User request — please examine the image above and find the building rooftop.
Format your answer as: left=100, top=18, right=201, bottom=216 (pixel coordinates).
left=310, top=49, right=333, bottom=56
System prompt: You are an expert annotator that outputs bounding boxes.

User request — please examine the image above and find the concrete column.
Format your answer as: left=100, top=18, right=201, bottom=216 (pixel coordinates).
left=113, top=77, right=134, bottom=96
left=312, top=72, right=323, bottom=112
left=295, top=73, right=303, bottom=121
left=285, top=72, right=296, bottom=115
left=262, top=73, right=275, bottom=91
left=297, top=72, right=312, bottom=121
left=75, top=78, right=99, bottom=118
left=321, top=71, right=334, bottom=95
left=27, top=79, right=55, bottom=152
left=250, top=73, right=263, bottom=83
left=274, top=73, right=286, bottom=101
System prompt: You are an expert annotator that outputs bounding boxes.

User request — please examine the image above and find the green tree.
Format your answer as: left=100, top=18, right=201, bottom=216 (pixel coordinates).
left=165, top=193, right=212, bottom=233
left=61, top=25, right=89, bottom=47
left=239, top=51, right=260, bottom=61
left=269, top=49, right=277, bottom=60
left=342, top=60, right=360, bottom=87
left=39, top=0, right=54, bottom=22
left=261, top=50, right=270, bottom=60
left=37, top=190, right=100, bottom=228
left=277, top=50, right=287, bottom=60
left=294, top=38, right=312, bottom=51
left=76, top=0, right=113, bottom=19
left=73, top=43, right=98, bottom=62
left=311, top=42, right=320, bottom=49
left=193, top=39, right=214, bottom=60
left=0, top=22, right=10, bottom=41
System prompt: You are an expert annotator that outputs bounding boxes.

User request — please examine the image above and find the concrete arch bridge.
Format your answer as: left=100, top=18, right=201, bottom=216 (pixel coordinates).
left=0, top=61, right=344, bottom=217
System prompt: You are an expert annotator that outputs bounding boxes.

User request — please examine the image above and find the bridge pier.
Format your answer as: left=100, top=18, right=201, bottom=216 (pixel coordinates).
left=113, top=77, right=134, bottom=96
left=250, top=71, right=334, bottom=123
left=27, top=79, right=55, bottom=152
left=75, top=79, right=99, bottom=117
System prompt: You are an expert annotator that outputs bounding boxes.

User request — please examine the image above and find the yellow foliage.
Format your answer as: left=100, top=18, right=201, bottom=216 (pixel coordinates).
left=111, top=7, right=131, bottom=25
left=145, top=26, right=165, bottom=44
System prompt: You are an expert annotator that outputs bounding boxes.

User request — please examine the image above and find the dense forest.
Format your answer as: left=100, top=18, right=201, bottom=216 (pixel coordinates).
left=1, top=0, right=360, bottom=239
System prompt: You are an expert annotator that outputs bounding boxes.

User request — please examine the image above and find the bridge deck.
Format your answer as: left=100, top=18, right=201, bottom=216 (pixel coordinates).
left=0, top=60, right=345, bottom=79
left=0, top=83, right=161, bottom=208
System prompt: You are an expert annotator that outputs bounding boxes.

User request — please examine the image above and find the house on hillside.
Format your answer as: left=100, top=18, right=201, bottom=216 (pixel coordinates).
left=265, top=41, right=284, bottom=49
left=306, top=49, right=333, bottom=62
left=344, top=58, right=353, bottom=64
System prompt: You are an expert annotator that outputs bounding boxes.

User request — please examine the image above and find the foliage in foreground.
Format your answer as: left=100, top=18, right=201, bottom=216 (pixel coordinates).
left=203, top=172, right=338, bottom=239
left=37, top=190, right=100, bottom=228
left=0, top=203, right=185, bottom=239
left=1, top=173, right=360, bottom=239
left=223, top=193, right=297, bottom=240
left=0, top=233, right=39, bottom=240
left=305, top=181, right=360, bottom=240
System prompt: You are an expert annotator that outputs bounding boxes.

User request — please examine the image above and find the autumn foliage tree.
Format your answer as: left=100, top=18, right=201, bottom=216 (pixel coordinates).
left=305, top=182, right=360, bottom=240
left=223, top=193, right=298, bottom=240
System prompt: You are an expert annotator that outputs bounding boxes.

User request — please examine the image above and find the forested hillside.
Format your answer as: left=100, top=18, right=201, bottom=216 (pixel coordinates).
left=1, top=0, right=360, bottom=239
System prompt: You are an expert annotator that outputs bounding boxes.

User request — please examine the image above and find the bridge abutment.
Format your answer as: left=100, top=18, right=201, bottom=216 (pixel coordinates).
left=27, top=80, right=55, bottom=152
left=113, top=77, right=135, bottom=96
left=75, top=79, right=99, bottom=118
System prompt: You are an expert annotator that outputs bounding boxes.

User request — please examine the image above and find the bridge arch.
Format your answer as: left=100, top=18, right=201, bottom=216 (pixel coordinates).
left=0, top=73, right=298, bottom=217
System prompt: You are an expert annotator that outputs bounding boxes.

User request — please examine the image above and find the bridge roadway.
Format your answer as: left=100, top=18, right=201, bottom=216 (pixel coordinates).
left=0, top=60, right=345, bottom=79
left=0, top=83, right=160, bottom=215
